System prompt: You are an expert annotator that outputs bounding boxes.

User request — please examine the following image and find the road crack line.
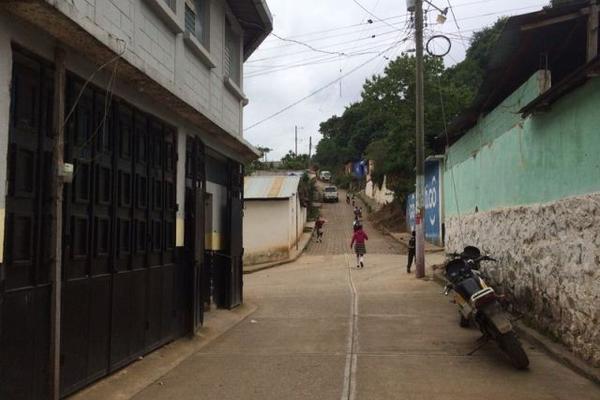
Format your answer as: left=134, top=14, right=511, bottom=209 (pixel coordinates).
left=341, top=252, right=359, bottom=400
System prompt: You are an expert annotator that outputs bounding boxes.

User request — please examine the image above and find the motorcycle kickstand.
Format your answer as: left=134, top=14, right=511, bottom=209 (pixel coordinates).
left=466, top=334, right=490, bottom=356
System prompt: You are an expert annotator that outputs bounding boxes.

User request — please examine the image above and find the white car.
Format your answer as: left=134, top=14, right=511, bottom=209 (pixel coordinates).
left=323, top=186, right=339, bottom=202
left=319, top=170, right=331, bottom=181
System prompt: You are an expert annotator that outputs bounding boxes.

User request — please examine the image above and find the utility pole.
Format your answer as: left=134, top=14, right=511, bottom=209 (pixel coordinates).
left=308, top=136, right=312, bottom=170
left=414, top=0, right=426, bottom=278
left=295, top=125, right=298, bottom=155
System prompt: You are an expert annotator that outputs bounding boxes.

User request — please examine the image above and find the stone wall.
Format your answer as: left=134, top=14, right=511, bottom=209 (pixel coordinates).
left=445, top=192, right=600, bottom=367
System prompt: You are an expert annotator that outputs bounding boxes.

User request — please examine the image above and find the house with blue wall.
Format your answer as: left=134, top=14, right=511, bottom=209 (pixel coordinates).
left=442, top=1, right=600, bottom=367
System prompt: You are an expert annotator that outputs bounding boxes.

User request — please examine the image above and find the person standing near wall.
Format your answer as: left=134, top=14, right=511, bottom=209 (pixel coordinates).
left=406, top=231, right=416, bottom=273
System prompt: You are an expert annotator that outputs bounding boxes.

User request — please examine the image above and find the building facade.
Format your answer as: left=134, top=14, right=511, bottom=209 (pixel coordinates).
left=443, top=3, right=600, bottom=367
left=243, top=175, right=307, bottom=266
left=0, top=0, right=271, bottom=398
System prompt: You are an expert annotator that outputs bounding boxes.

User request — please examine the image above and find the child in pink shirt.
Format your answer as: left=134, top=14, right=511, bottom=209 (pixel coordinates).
left=350, top=223, right=369, bottom=268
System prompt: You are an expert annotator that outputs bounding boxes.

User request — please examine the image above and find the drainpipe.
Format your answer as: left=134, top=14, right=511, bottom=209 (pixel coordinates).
left=50, top=47, right=66, bottom=400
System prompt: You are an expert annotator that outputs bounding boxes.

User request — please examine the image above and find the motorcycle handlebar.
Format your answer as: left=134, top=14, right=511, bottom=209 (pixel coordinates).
left=447, top=254, right=497, bottom=262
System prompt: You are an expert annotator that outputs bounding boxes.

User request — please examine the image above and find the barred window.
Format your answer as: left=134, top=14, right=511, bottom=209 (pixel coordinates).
left=185, top=0, right=208, bottom=47
left=224, top=19, right=240, bottom=84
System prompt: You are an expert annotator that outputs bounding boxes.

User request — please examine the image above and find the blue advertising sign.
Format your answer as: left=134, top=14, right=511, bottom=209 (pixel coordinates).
left=352, top=160, right=367, bottom=178
left=424, top=159, right=441, bottom=243
left=406, top=159, right=443, bottom=245
left=406, top=192, right=416, bottom=231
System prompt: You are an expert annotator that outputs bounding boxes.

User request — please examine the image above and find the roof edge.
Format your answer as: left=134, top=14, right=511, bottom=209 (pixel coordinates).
left=243, top=0, right=273, bottom=60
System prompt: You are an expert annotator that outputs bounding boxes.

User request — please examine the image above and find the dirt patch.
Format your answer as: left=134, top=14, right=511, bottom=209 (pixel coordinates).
left=368, top=202, right=407, bottom=233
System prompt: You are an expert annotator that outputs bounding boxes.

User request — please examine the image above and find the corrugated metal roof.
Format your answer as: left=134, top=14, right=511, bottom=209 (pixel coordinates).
left=244, top=176, right=301, bottom=199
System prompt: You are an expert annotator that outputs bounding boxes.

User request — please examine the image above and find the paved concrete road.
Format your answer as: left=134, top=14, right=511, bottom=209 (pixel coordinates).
left=305, top=192, right=404, bottom=257
left=134, top=197, right=600, bottom=400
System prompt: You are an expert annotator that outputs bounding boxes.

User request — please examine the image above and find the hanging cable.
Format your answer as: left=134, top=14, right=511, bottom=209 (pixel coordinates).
left=244, top=36, right=411, bottom=131
left=270, top=32, right=348, bottom=57
left=447, top=0, right=469, bottom=51
left=61, top=40, right=127, bottom=133
left=351, top=0, right=403, bottom=31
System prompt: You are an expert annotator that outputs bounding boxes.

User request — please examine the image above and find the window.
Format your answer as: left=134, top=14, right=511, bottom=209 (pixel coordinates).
left=163, top=0, right=176, bottom=11
left=224, top=18, right=241, bottom=85
left=185, top=0, right=209, bottom=47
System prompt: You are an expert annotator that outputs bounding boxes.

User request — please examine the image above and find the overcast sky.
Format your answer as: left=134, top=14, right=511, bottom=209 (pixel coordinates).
left=242, top=0, right=549, bottom=161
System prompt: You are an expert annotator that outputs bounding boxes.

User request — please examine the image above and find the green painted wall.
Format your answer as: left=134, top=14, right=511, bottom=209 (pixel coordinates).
left=445, top=72, right=600, bottom=217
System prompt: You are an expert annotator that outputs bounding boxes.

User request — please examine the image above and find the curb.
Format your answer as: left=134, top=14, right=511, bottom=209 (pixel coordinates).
left=429, top=268, right=600, bottom=386
left=243, top=228, right=314, bottom=275
left=513, top=322, right=600, bottom=386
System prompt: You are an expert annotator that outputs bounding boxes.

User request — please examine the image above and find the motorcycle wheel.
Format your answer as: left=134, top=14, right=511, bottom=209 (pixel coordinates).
left=459, top=313, right=470, bottom=328
left=498, top=331, right=529, bottom=369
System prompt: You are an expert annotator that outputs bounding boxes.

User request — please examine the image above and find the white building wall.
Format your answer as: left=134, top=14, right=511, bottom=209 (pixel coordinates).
left=286, top=194, right=307, bottom=250
left=243, top=200, right=290, bottom=264
left=205, top=181, right=228, bottom=251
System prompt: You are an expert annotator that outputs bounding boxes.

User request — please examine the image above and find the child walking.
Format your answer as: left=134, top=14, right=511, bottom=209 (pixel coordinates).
left=315, top=215, right=327, bottom=243
left=350, top=222, right=369, bottom=268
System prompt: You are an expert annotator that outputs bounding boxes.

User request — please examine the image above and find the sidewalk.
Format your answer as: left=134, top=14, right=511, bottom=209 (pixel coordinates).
left=387, top=231, right=445, bottom=253
left=70, top=304, right=257, bottom=400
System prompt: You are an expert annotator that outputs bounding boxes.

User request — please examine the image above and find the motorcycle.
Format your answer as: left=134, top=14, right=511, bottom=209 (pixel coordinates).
left=443, top=246, right=529, bottom=369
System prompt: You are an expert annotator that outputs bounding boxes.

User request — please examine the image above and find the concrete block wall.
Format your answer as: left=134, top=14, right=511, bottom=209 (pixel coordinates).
left=55, top=0, right=246, bottom=137
left=0, top=11, right=249, bottom=254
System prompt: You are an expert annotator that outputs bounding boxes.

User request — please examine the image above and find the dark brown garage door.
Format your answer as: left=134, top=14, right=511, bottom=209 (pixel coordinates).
left=60, top=75, right=182, bottom=396
left=0, top=47, right=54, bottom=400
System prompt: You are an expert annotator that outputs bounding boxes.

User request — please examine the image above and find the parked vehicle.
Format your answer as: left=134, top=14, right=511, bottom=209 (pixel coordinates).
left=443, top=246, right=529, bottom=369
left=322, top=186, right=339, bottom=202
left=319, top=170, right=332, bottom=181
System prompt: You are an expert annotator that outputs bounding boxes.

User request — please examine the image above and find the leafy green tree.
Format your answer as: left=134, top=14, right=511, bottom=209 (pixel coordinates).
left=256, top=146, right=272, bottom=162
left=281, top=151, right=309, bottom=170
left=313, top=17, right=508, bottom=197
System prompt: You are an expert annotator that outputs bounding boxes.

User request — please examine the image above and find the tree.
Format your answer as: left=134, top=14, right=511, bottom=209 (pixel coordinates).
left=313, top=17, right=508, bottom=196
left=256, top=146, right=272, bottom=162
left=280, top=151, right=309, bottom=170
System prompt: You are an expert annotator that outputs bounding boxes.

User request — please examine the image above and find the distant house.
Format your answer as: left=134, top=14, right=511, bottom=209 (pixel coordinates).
left=365, top=160, right=395, bottom=206
left=243, top=176, right=307, bottom=265
left=442, top=2, right=600, bottom=366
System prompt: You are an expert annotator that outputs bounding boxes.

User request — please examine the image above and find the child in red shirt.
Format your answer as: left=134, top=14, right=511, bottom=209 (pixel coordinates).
left=315, top=215, right=327, bottom=243
left=350, top=223, right=369, bottom=268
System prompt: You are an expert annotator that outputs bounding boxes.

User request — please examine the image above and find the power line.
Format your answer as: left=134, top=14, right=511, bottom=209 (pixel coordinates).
left=447, top=0, right=468, bottom=51
left=245, top=37, right=411, bottom=77
left=270, top=32, right=348, bottom=57
left=247, top=27, right=402, bottom=64
left=244, top=37, right=411, bottom=132
left=248, top=3, right=546, bottom=65
left=245, top=41, right=412, bottom=79
left=255, top=0, right=525, bottom=52
left=352, top=0, right=409, bottom=31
